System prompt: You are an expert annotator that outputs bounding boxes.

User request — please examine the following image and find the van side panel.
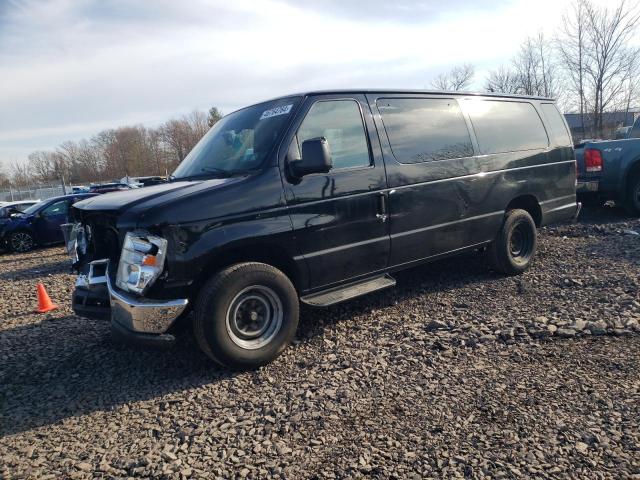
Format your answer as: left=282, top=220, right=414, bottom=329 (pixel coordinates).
left=367, top=94, right=576, bottom=268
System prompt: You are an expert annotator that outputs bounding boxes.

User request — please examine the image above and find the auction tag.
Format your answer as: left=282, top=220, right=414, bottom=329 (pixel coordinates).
left=260, top=104, right=293, bottom=120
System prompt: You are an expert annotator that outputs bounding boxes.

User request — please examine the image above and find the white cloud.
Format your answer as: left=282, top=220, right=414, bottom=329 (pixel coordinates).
left=0, top=0, right=630, bottom=169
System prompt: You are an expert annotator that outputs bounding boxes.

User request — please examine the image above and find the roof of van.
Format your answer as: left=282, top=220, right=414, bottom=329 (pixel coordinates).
left=225, top=90, right=555, bottom=117
left=279, top=89, right=555, bottom=102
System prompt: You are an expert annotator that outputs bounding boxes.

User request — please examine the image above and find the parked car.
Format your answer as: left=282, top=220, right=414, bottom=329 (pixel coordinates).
left=1, top=193, right=96, bottom=252
left=72, top=185, right=90, bottom=193
left=576, top=116, right=640, bottom=212
left=0, top=200, right=40, bottom=247
left=69, top=90, right=578, bottom=369
left=120, top=176, right=168, bottom=187
left=0, top=200, right=40, bottom=222
left=89, top=183, right=132, bottom=194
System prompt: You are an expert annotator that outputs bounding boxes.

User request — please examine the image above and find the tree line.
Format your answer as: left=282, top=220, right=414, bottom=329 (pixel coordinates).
left=1, top=0, right=638, bottom=189
left=0, top=107, right=223, bottom=188
left=434, top=0, right=640, bottom=140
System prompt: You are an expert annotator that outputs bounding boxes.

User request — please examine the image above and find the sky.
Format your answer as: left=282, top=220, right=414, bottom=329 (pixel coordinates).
left=0, top=0, right=618, bottom=169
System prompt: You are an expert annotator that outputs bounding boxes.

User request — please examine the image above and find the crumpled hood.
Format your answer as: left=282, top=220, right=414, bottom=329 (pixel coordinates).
left=73, top=177, right=244, bottom=215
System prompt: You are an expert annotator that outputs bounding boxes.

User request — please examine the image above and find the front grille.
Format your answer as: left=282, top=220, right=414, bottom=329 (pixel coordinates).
left=88, top=219, right=121, bottom=263
left=72, top=209, right=122, bottom=266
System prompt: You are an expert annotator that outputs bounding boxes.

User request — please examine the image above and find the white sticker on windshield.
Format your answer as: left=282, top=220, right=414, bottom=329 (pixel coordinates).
left=260, top=104, right=293, bottom=120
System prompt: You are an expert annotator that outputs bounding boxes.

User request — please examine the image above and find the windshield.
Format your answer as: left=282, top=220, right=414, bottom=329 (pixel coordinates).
left=172, top=97, right=301, bottom=179
left=22, top=201, right=43, bottom=215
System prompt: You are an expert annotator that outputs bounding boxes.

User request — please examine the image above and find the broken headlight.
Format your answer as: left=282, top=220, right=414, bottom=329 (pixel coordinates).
left=115, top=231, right=167, bottom=295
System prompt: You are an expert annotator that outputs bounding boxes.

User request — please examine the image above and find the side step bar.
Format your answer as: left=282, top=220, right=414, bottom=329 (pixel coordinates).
left=301, top=274, right=396, bottom=307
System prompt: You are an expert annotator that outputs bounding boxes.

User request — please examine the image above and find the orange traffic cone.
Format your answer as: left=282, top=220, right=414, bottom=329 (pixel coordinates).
left=35, top=283, right=58, bottom=313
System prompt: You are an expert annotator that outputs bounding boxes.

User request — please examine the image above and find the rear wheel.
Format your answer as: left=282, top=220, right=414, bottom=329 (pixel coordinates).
left=10, top=231, right=35, bottom=253
left=193, top=262, right=299, bottom=369
left=488, top=209, right=537, bottom=275
left=625, top=172, right=640, bottom=215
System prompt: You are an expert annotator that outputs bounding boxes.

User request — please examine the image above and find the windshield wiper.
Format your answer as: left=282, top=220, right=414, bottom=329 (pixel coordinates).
left=173, top=167, right=258, bottom=181
left=200, top=167, right=234, bottom=177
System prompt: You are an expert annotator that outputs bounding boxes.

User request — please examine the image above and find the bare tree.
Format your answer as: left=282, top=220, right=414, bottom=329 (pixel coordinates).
left=620, top=55, right=640, bottom=119
left=28, top=151, right=56, bottom=182
left=557, top=0, right=589, bottom=138
left=431, top=63, right=475, bottom=91
left=485, top=66, right=522, bottom=94
left=9, top=160, right=30, bottom=186
left=0, top=167, right=9, bottom=188
left=186, top=110, right=209, bottom=144
left=512, top=33, right=558, bottom=98
left=583, top=0, right=640, bottom=135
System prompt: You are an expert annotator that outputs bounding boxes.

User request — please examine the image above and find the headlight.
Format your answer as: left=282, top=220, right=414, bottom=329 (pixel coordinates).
left=116, top=231, right=168, bottom=294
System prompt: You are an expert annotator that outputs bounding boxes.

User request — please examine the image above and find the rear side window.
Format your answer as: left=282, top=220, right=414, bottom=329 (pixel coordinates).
left=465, top=100, right=549, bottom=155
left=377, top=98, right=473, bottom=164
left=540, top=103, right=572, bottom=146
left=297, top=100, right=371, bottom=170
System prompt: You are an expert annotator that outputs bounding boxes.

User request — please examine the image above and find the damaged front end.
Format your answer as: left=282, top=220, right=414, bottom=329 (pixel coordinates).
left=67, top=210, right=188, bottom=347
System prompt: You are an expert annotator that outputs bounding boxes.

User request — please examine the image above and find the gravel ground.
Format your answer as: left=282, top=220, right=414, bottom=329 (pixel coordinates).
left=1, top=204, right=639, bottom=479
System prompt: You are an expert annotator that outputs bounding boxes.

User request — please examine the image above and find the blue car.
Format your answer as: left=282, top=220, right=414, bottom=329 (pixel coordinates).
left=1, top=193, right=97, bottom=253
left=0, top=200, right=40, bottom=229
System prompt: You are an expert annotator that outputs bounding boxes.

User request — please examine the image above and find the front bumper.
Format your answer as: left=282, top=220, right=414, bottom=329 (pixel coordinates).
left=73, top=259, right=188, bottom=345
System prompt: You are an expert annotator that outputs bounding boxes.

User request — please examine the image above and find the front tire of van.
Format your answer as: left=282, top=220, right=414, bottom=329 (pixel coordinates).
left=194, top=262, right=299, bottom=370
left=488, top=209, right=537, bottom=275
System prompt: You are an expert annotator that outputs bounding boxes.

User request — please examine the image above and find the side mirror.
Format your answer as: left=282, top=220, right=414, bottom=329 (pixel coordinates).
left=289, top=137, right=332, bottom=177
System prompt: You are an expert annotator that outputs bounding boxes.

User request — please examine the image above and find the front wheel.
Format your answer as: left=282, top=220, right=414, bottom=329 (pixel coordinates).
left=488, top=209, right=537, bottom=275
left=193, top=262, right=299, bottom=369
left=10, top=231, right=35, bottom=253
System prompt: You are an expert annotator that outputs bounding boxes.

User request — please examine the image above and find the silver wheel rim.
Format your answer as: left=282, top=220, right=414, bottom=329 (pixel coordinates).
left=12, top=232, right=33, bottom=252
left=226, top=285, right=283, bottom=350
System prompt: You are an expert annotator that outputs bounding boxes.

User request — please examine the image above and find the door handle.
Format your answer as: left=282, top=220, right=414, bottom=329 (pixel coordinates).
left=377, top=192, right=388, bottom=222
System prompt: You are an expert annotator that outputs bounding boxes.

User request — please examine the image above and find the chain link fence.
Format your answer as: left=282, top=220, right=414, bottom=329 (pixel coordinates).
left=0, top=184, right=69, bottom=202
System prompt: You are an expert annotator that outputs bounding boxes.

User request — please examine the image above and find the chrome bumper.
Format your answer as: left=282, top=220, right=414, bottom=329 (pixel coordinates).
left=79, top=259, right=188, bottom=334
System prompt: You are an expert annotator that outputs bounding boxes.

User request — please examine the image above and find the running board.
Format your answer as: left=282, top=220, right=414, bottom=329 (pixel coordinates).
left=301, top=274, right=396, bottom=307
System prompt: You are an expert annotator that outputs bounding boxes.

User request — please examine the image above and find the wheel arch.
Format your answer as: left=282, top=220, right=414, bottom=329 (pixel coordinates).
left=194, top=243, right=304, bottom=296
left=504, top=194, right=542, bottom=227
left=623, top=157, right=640, bottom=189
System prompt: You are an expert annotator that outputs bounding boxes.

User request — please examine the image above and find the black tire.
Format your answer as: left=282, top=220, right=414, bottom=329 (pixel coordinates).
left=9, top=230, right=35, bottom=253
left=193, top=262, right=299, bottom=369
left=624, top=172, right=640, bottom=215
left=488, top=209, right=537, bottom=275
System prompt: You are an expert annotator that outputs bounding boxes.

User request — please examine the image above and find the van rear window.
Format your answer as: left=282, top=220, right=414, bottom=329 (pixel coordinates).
left=377, top=98, right=473, bottom=164
left=540, top=103, right=572, bottom=146
left=465, top=100, right=548, bottom=155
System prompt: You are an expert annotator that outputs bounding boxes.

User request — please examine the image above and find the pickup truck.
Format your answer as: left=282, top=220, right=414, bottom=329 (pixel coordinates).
left=576, top=116, right=640, bottom=213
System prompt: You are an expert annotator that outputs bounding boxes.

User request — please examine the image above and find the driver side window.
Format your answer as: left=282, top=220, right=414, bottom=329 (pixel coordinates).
left=295, top=100, right=371, bottom=170
left=42, top=200, right=68, bottom=217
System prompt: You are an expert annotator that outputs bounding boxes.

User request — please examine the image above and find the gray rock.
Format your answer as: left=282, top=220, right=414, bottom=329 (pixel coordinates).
left=425, top=320, right=448, bottom=332
left=479, top=334, right=497, bottom=343
left=557, top=328, right=577, bottom=338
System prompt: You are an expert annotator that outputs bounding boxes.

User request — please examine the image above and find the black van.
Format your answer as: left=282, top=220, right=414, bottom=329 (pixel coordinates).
left=69, top=90, right=578, bottom=368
